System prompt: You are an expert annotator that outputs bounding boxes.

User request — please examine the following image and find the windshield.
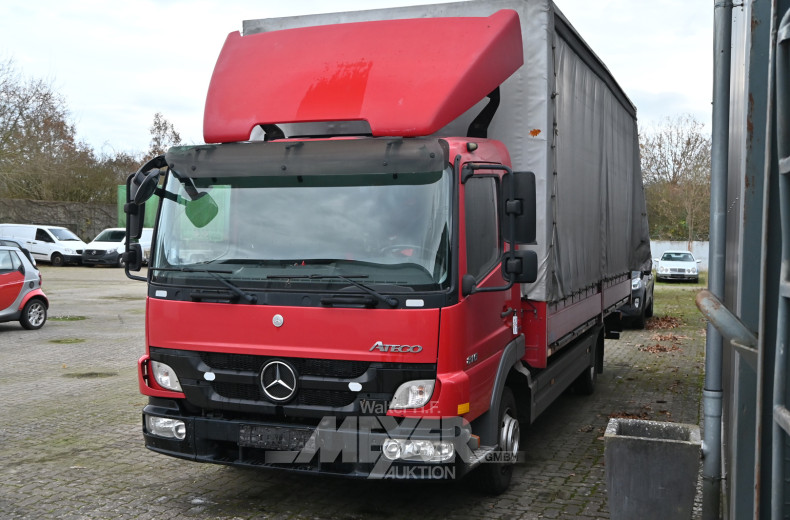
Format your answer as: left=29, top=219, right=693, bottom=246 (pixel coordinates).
left=661, top=252, right=694, bottom=262
left=151, top=167, right=452, bottom=291
left=49, top=228, right=80, bottom=241
left=94, top=230, right=125, bottom=242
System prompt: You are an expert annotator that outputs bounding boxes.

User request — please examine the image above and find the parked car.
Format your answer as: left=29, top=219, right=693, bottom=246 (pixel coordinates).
left=0, top=244, right=48, bottom=329
left=619, top=263, right=654, bottom=329
left=0, top=237, right=35, bottom=265
left=82, top=228, right=152, bottom=267
left=655, top=250, right=701, bottom=283
left=0, top=223, right=86, bottom=266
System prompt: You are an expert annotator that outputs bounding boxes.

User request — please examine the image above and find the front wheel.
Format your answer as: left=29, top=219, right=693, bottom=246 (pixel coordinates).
left=20, top=299, right=47, bottom=330
left=476, top=387, right=519, bottom=495
left=50, top=253, right=64, bottom=267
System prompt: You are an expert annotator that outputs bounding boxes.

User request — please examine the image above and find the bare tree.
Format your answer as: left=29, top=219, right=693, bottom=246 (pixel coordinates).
left=640, top=114, right=711, bottom=248
left=148, top=112, right=181, bottom=158
left=0, top=59, right=136, bottom=204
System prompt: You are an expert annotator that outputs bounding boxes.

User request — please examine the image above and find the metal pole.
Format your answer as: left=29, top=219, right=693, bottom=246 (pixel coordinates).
left=703, top=1, right=733, bottom=518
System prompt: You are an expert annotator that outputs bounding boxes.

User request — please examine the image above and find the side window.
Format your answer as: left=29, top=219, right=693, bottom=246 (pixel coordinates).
left=465, top=176, right=500, bottom=279
left=10, top=251, right=22, bottom=270
left=35, top=229, right=53, bottom=243
left=0, top=250, right=13, bottom=272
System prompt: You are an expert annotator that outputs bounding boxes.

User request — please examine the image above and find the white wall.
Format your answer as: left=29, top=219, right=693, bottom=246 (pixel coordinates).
left=650, top=241, right=709, bottom=271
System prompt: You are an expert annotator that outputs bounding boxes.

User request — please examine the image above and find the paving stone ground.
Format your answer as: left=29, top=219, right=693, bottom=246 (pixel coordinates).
left=0, top=267, right=706, bottom=519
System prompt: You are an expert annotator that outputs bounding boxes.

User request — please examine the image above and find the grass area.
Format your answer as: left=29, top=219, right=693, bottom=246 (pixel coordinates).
left=651, top=277, right=708, bottom=332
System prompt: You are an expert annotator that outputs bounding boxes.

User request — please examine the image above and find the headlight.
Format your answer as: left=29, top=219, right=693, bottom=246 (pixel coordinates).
left=659, top=266, right=668, bottom=273
left=150, top=360, right=183, bottom=392
left=146, top=415, right=186, bottom=440
left=65, top=248, right=75, bottom=254
left=389, top=379, right=435, bottom=409
left=689, top=267, right=697, bottom=274
left=632, top=278, right=642, bottom=290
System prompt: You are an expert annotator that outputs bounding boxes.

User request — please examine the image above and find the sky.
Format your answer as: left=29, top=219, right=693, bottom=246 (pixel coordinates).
left=0, top=1, right=713, bottom=156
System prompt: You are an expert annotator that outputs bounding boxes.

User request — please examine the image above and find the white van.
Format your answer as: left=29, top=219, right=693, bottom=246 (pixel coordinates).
left=0, top=224, right=87, bottom=266
left=82, top=227, right=153, bottom=267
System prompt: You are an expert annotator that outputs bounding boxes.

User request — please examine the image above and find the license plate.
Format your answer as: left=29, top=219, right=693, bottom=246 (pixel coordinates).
left=238, top=425, right=314, bottom=451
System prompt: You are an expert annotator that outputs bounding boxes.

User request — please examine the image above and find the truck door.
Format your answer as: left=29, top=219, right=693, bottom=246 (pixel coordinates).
left=0, top=250, right=24, bottom=312
left=461, top=174, right=518, bottom=412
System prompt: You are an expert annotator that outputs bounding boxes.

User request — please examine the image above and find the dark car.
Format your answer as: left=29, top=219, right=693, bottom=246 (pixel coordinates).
left=619, top=263, right=654, bottom=329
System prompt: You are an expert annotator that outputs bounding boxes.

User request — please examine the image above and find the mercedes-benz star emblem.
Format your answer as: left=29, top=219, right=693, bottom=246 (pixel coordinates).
left=260, top=360, right=297, bottom=402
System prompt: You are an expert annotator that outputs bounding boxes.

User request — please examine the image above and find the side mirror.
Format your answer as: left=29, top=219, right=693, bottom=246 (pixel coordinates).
left=126, top=155, right=166, bottom=240
left=124, top=199, right=145, bottom=241
left=502, top=171, right=536, bottom=245
left=129, top=155, right=167, bottom=205
left=133, top=170, right=160, bottom=205
left=461, top=274, right=477, bottom=297
left=185, top=193, right=219, bottom=228
left=501, top=250, right=538, bottom=283
left=124, top=243, right=143, bottom=273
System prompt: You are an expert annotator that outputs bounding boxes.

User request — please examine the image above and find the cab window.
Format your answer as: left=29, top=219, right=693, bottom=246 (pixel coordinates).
left=35, top=229, right=53, bottom=243
left=464, top=176, right=500, bottom=279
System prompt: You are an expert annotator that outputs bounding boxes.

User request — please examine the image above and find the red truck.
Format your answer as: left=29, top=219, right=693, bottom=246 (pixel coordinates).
left=124, top=0, right=650, bottom=494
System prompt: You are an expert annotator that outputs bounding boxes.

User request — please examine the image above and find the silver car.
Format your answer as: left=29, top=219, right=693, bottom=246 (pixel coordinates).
left=655, top=250, right=701, bottom=283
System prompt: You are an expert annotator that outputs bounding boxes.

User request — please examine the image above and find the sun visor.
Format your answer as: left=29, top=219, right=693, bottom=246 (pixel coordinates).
left=203, top=9, right=524, bottom=143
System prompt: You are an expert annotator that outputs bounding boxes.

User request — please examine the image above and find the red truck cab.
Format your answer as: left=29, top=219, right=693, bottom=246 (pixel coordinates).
left=124, top=2, right=643, bottom=494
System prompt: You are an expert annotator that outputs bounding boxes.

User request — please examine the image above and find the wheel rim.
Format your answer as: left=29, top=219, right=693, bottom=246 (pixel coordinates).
left=27, top=303, right=45, bottom=327
left=499, top=409, right=520, bottom=461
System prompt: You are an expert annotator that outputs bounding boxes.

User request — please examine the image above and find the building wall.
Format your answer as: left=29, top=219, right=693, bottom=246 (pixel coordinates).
left=0, top=198, right=117, bottom=242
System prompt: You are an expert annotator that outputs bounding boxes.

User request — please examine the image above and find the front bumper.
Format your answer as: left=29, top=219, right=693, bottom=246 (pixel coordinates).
left=81, top=250, right=121, bottom=265
left=143, top=398, right=475, bottom=480
left=657, top=272, right=697, bottom=281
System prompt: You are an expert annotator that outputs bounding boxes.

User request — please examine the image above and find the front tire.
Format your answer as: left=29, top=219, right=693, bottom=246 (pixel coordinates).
left=477, top=387, right=519, bottom=495
left=645, top=293, right=654, bottom=318
left=20, top=299, right=47, bottom=330
left=634, top=305, right=646, bottom=330
left=50, top=253, right=64, bottom=267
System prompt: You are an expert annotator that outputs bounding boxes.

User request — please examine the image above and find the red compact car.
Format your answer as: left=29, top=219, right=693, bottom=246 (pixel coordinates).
left=0, top=244, right=48, bottom=329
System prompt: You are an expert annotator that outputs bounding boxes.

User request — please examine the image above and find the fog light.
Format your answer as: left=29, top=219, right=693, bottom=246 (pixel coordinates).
left=380, top=438, right=455, bottom=462
left=382, top=438, right=402, bottom=460
left=403, top=440, right=435, bottom=461
left=633, top=297, right=640, bottom=309
left=146, top=415, right=186, bottom=440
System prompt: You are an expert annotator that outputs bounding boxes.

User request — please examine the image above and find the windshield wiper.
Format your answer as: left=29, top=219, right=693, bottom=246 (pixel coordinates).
left=152, top=267, right=258, bottom=304
left=267, top=274, right=398, bottom=308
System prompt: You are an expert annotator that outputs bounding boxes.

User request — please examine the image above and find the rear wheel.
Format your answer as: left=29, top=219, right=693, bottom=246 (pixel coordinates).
left=20, top=299, right=47, bottom=330
left=574, top=331, right=603, bottom=395
left=50, top=253, right=64, bottom=267
left=477, top=387, right=519, bottom=495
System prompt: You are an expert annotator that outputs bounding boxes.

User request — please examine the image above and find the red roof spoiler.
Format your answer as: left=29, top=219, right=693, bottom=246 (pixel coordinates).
left=203, top=9, right=523, bottom=143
